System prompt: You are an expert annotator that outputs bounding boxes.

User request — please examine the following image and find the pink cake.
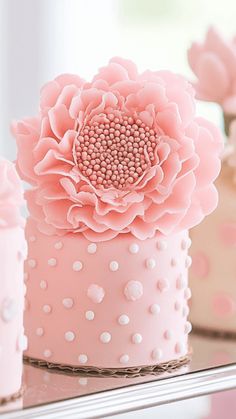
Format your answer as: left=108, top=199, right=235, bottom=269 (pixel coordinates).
left=13, top=57, right=222, bottom=371
left=190, top=123, right=236, bottom=336
left=188, top=26, right=236, bottom=134
left=0, top=158, right=27, bottom=403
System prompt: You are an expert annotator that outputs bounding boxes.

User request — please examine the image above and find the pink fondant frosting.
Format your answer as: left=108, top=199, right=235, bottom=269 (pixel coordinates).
left=13, top=57, right=222, bottom=241
left=0, top=158, right=24, bottom=228
left=188, top=26, right=236, bottom=111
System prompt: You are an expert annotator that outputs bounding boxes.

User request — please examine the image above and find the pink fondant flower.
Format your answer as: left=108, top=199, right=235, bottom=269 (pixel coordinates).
left=0, top=158, right=24, bottom=228
left=13, top=57, right=222, bottom=241
left=188, top=27, right=236, bottom=109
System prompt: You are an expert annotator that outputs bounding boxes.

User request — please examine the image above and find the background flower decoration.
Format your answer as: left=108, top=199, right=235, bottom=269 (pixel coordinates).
left=13, top=57, right=222, bottom=241
left=0, top=158, right=24, bottom=228
left=188, top=26, right=236, bottom=110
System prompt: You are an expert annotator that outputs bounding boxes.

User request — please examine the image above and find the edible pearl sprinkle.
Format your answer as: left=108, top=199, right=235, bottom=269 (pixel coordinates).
left=149, top=304, right=161, bottom=315
left=62, top=298, right=74, bottom=309
left=87, top=243, right=97, bottom=254
left=85, top=310, right=95, bottom=320
left=151, top=348, right=162, bottom=361
left=40, top=280, right=47, bottom=290
left=145, top=258, right=156, bottom=269
left=43, top=349, right=52, bottom=358
left=48, top=258, right=57, bottom=267
left=109, top=261, right=119, bottom=271
left=119, top=354, right=129, bottom=364
left=43, top=304, right=51, bottom=314
left=129, top=243, right=139, bottom=254
left=118, top=314, right=130, bottom=325
left=74, top=114, right=160, bottom=190
left=73, top=261, right=83, bottom=271
left=78, top=354, right=88, bottom=364
left=28, top=259, right=36, bottom=268
left=65, top=331, right=75, bottom=342
left=132, top=333, right=142, bottom=344
left=54, top=241, right=63, bottom=250
left=156, top=240, right=167, bottom=251
left=100, top=332, right=111, bottom=343
left=36, top=327, right=44, bottom=336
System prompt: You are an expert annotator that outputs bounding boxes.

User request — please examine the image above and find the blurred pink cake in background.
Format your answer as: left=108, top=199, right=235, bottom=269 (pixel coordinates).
left=188, top=26, right=236, bottom=134
left=0, top=158, right=27, bottom=403
left=190, top=122, right=236, bottom=336
left=13, top=57, right=222, bottom=371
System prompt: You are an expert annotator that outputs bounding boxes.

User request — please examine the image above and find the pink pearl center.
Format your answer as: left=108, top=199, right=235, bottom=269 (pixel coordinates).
left=74, top=113, right=159, bottom=189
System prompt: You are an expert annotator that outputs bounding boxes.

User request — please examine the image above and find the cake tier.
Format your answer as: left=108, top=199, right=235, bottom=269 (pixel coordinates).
left=190, top=163, right=236, bottom=335
left=24, top=218, right=191, bottom=369
left=0, top=227, right=26, bottom=399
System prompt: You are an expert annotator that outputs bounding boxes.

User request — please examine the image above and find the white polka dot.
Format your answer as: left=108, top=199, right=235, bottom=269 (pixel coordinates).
left=164, top=330, right=173, bottom=340
left=73, top=261, right=83, bottom=271
left=156, top=240, right=167, bottom=251
left=175, top=342, right=185, bottom=354
left=109, top=261, right=119, bottom=271
left=184, top=288, right=191, bottom=300
left=175, top=301, right=181, bottom=311
left=78, top=377, right=88, bottom=386
left=29, top=235, right=36, bottom=242
left=183, top=305, right=190, bottom=317
left=186, top=238, right=192, bottom=249
left=85, top=310, right=95, bottom=320
left=185, top=256, right=192, bottom=269
left=100, top=332, right=111, bottom=343
left=40, top=280, right=47, bottom=290
left=62, top=298, right=74, bottom=309
left=78, top=354, right=88, bottom=364
left=119, top=354, right=129, bottom=364
left=176, top=276, right=187, bottom=290
left=87, top=284, right=105, bottom=303
left=43, top=349, right=52, bottom=358
left=65, top=331, right=75, bottom=342
left=54, top=241, right=63, bottom=250
left=87, top=243, right=97, bottom=254
left=17, top=334, right=28, bottom=351
left=181, top=239, right=188, bottom=250
left=129, top=243, right=140, bottom=254
left=36, top=327, right=44, bottom=336
left=1, top=298, right=17, bottom=322
left=23, top=284, right=27, bottom=296
left=171, top=258, right=177, bottom=267
left=185, top=321, right=192, bottom=334
left=124, top=280, right=143, bottom=301
left=43, top=304, right=52, bottom=314
left=48, top=258, right=57, bottom=267
left=157, top=278, right=169, bottom=292
left=145, top=258, right=156, bottom=269
left=28, top=259, right=36, bottom=268
left=118, top=314, right=130, bottom=325
left=132, top=333, right=142, bottom=344
left=151, top=348, right=163, bottom=361
left=149, top=304, right=161, bottom=315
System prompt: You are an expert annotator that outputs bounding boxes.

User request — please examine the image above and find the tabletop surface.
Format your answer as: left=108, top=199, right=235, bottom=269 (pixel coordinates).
left=1, top=333, right=236, bottom=418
